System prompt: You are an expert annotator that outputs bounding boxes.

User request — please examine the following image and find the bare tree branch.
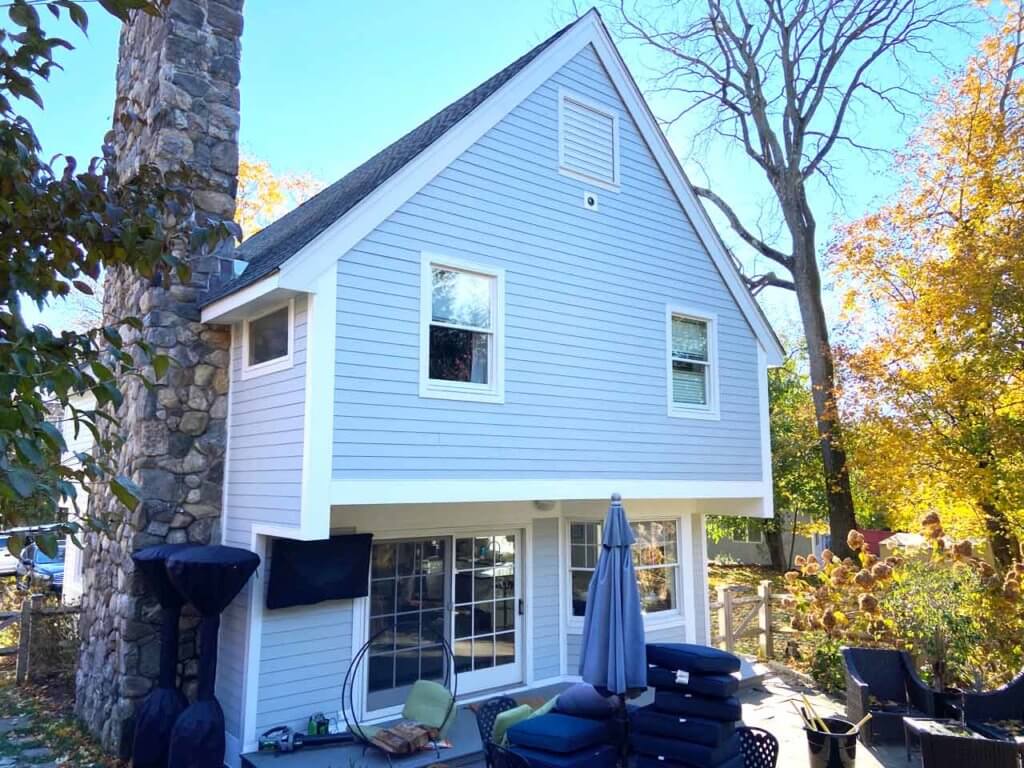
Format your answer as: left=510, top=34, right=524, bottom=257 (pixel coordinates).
left=693, top=185, right=793, bottom=268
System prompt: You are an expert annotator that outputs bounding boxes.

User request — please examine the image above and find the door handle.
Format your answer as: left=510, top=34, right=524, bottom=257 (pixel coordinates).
left=518, top=598, right=525, bottom=616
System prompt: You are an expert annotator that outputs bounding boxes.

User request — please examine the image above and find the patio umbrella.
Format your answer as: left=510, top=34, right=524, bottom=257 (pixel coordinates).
left=578, top=493, right=647, bottom=697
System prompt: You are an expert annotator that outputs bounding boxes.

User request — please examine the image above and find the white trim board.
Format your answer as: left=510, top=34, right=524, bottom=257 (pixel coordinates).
left=330, top=478, right=771, bottom=508
left=210, top=10, right=783, bottom=365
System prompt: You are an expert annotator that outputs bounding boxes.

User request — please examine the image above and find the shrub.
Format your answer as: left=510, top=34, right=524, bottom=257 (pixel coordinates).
left=785, top=514, right=1024, bottom=690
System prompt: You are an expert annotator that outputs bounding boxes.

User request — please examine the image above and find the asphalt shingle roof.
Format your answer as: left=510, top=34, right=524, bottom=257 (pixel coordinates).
left=203, top=19, right=576, bottom=305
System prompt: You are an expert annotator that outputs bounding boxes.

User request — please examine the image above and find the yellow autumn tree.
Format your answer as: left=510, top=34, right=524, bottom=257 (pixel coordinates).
left=832, top=6, right=1024, bottom=565
left=235, top=156, right=323, bottom=240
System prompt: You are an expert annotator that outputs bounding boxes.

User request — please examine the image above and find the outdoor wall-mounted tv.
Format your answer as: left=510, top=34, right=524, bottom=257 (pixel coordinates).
left=265, top=533, right=373, bottom=610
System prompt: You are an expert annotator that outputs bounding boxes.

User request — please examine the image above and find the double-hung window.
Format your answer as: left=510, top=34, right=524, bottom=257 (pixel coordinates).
left=668, top=308, right=718, bottom=418
left=420, top=254, right=504, bottom=402
left=569, top=519, right=679, bottom=619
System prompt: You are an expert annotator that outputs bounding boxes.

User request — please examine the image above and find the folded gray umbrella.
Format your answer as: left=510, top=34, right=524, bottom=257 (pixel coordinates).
left=578, top=493, right=647, bottom=697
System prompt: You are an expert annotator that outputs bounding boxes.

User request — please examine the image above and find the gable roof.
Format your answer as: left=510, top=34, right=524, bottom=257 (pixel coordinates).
left=202, top=10, right=784, bottom=364
left=204, top=21, right=574, bottom=304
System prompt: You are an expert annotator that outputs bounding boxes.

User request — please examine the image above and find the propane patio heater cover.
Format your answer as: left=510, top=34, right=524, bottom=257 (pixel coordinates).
left=130, top=543, right=196, bottom=768
left=165, top=545, right=260, bottom=768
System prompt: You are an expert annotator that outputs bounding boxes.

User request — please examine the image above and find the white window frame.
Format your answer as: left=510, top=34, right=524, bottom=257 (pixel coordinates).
left=666, top=305, right=720, bottom=420
left=558, top=87, right=621, bottom=191
left=732, top=518, right=763, bottom=544
left=564, top=516, right=685, bottom=632
left=241, top=299, right=294, bottom=380
left=419, top=252, right=505, bottom=404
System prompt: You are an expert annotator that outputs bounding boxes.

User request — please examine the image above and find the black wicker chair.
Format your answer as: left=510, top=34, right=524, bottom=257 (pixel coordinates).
left=918, top=728, right=1019, bottom=768
left=474, top=696, right=518, bottom=766
left=841, top=647, right=938, bottom=746
left=737, top=726, right=779, bottom=768
left=962, top=668, right=1024, bottom=725
left=491, top=744, right=533, bottom=768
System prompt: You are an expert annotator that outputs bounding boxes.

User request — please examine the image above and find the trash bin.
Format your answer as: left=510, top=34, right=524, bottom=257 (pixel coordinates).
left=805, top=716, right=858, bottom=768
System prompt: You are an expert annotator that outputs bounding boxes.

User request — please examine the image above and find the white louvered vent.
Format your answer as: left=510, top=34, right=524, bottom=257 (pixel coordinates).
left=559, top=90, right=619, bottom=187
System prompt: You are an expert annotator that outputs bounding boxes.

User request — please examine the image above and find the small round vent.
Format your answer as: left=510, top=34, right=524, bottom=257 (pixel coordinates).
left=583, top=191, right=599, bottom=211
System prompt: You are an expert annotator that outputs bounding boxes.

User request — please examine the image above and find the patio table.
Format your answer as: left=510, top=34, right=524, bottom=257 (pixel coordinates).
left=903, top=717, right=1020, bottom=767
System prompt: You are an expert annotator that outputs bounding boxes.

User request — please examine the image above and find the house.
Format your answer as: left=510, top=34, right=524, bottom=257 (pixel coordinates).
left=198, top=10, right=783, bottom=762
left=706, top=515, right=819, bottom=568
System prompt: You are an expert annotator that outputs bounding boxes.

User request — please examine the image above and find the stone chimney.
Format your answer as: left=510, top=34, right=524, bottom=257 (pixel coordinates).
left=75, top=0, right=243, bottom=754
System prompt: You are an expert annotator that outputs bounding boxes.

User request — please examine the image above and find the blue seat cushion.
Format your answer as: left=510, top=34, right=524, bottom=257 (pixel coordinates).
left=554, top=683, right=619, bottom=720
left=630, top=731, right=741, bottom=766
left=653, top=690, right=743, bottom=723
left=509, top=744, right=618, bottom=768
left=646, top=644, right=741, bottom=675
left=636, top=753, right=744, bottom=768
left=507, top=713, right=608, bottom=754
left=648, top=666, right=739, bottom=699
left=631, top=704, right=735, bottom=746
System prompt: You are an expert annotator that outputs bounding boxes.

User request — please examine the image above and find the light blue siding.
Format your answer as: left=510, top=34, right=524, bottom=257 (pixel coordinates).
left=256, top=598, right=354, bottom=733
left=532, top=518, right=561, bottom=680
left=332, top=45, right=762, bottom=480
left=215, top=297, right=308, bottom=743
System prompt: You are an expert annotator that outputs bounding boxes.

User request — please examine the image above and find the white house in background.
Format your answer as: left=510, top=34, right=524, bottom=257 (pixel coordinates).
left=59, top=392, right=95, bottom=604
left=199, top=10, right=783, bottom=762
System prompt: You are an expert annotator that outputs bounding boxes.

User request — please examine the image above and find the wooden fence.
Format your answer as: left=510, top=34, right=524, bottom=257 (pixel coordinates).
left=2, top=594, right=81, bottom=684
left=710, top=581, right=789, bottom=659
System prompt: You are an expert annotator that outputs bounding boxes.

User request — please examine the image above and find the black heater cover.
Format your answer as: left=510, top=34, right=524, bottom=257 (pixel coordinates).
left=265, top=533, right=373, bottom=609
left=165, top=545, right=260, bottom=768
left=130, top=543, right=195, bottom=768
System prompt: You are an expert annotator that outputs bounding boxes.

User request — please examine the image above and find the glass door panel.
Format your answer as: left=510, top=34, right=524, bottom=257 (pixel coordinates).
left=453, top=533, right=521, bottom=692
left=367, top=537, right=449, bottom=711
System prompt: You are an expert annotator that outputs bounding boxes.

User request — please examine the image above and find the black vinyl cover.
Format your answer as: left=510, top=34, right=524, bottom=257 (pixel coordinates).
left=266, top=533, right=373, bottom=610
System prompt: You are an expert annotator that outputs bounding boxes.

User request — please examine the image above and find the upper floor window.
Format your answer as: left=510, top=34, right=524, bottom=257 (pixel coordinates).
left=569, top=519, right=679, bottom=619
left=667, top=308, right=719, bottom=419
left=558, top=89, right=619, bottom=189
left=420, top=254, right=504, bottom=403
left=242, top=300, right=293, bottom=379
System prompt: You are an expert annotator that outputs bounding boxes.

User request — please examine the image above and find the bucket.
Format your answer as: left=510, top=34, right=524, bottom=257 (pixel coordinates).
left=805, top=715, right=858, bottom=768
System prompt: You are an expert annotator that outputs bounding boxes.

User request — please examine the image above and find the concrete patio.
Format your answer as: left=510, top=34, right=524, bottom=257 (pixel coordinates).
left=243, top=666, right=919, bottom=768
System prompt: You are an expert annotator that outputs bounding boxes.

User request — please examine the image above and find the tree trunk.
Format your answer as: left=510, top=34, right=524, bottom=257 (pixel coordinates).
left=764, top=525, right=787, bottom=571
left=980, top=502, right=1020, bottom=568
left=791, top=234, right=858, bottom=559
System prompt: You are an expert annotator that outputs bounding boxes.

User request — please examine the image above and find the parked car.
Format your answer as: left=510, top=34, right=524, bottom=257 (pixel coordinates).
left=16, top=541, right=65, bottom=594
left=0, top=536, right=20, bottom=577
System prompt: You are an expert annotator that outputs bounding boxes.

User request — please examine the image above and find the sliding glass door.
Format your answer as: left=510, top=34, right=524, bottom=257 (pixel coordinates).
left=366, top=531, right=521, bottom=712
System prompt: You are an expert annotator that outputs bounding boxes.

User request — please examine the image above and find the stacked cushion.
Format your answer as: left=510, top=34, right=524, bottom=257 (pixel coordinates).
left=652, top=690, right=743, bottom=723
left=631, top=643, right=744, bottom=768
left=507, top=685, right=621, bottom=768
left=510, top=743, right=619, bottom=768
left=506, top=713, right=609, bottom=754
left=647, top=666, right=739, bottom=699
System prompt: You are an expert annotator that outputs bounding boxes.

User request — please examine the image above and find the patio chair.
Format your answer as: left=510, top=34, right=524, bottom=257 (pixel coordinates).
left=489, top=744, right=532, bottom=768
left=841, top=647, right=937, bottom=746
left=475, top=696, right=518, bottom=764
left=918, top=728, right=1019, bottom=768
left=962, top=667, right=1024, bottom=724
left=737, top=726, right=779, bottom=768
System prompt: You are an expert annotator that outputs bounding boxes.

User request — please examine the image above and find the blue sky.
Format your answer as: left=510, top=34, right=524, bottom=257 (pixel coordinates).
left=26, top=1, right=980, bottom=337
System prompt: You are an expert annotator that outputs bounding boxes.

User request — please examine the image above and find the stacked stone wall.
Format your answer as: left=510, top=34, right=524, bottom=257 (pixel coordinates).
left=75, top=0, right=243, bottom=754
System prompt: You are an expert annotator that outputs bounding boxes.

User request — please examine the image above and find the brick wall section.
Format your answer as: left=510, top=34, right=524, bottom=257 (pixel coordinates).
left=75, top=0, right=243, bottom=754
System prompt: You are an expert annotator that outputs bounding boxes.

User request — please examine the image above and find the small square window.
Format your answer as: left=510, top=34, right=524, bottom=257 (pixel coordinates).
left=242, top=301, right=293, bottom=378
left=420, top=255, right=504, bottom=403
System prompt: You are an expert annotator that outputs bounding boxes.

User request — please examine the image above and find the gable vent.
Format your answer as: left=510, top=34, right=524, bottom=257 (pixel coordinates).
left=559, top=90, right=619, bottom=187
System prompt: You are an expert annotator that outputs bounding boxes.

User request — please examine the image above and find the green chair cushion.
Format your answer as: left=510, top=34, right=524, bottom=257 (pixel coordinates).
left=493, top=704, right=534, bottom=745
left=530, top=696, right=558, bottom=719
left=403, top=679, right=457, bottom=738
